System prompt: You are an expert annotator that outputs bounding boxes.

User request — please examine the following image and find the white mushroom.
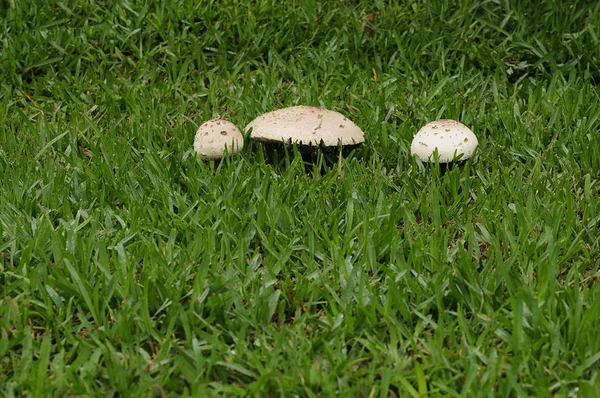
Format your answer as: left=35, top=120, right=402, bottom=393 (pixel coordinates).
left=193, top=118, right=243, bottom=160
left=245, top=105, right=365, bottom=147
left=410, top=119, right=478, bottom=163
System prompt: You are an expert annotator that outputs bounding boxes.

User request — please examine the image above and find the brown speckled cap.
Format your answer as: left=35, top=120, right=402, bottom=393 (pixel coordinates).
left=193, top=118, right=243, bottom=160
left=245, top=105, right=365, bottom=147
left=410, top=119, right=478, bottom=163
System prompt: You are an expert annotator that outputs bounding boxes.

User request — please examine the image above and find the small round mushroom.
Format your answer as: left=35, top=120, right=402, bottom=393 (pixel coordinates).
left=245, top=105, right=364, bottom=147
left=193, top=118, right=243, bottom=160
left=410, top=119, right=478, bottom=163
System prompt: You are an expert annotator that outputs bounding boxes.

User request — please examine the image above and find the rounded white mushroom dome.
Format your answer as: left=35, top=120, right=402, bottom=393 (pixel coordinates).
left=410, top=119, right=478, bottom=163
left=193, top=118, right=243, bottom=160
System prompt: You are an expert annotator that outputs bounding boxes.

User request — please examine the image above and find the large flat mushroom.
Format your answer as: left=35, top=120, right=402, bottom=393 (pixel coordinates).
left=245, top=105, right=365, bottom=147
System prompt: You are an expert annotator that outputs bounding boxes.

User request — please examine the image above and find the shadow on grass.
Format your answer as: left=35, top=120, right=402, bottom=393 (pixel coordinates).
left=245, top=139, right=365, bottom=177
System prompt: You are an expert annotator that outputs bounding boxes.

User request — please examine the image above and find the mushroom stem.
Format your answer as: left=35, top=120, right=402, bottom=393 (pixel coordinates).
left=212, top=158, right=221, bottom=172
left=337, top=147, right=344, bottom=181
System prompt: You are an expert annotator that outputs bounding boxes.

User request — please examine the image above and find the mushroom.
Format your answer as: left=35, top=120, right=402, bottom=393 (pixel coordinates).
left=193, top=118, right=243, bottom=160
left=245, top=105, right=364, bottom=147
left=410, top=119, right=478, bottom=163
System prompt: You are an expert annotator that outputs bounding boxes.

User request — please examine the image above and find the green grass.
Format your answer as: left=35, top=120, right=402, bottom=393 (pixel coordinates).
left=1, top=0, right=600, bottom=396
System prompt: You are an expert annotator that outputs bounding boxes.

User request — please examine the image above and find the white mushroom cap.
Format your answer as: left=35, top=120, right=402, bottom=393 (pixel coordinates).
left=245, top=105, right=365, bottom=147
left=410, top=119, right=478, bottom=163
left=193, top=118, right=243, bottom=160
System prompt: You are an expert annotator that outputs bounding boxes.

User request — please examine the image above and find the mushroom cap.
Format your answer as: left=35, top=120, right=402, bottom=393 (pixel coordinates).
left=245, top=105, right=365, bottom=147
left=410, top=119, right=478, bottom=163
left=193, top=118, right=243, bottom=160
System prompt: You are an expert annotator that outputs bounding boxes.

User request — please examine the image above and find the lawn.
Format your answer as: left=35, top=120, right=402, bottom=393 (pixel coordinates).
left=1, top=0, right=599, bottom=396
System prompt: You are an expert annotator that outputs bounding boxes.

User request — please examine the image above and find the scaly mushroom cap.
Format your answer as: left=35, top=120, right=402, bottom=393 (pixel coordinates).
left=410, top=119, right=478, bottom=163
left=246, top=105, right=365, bottom=147
left=193, top=118, right=243, bottom=160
